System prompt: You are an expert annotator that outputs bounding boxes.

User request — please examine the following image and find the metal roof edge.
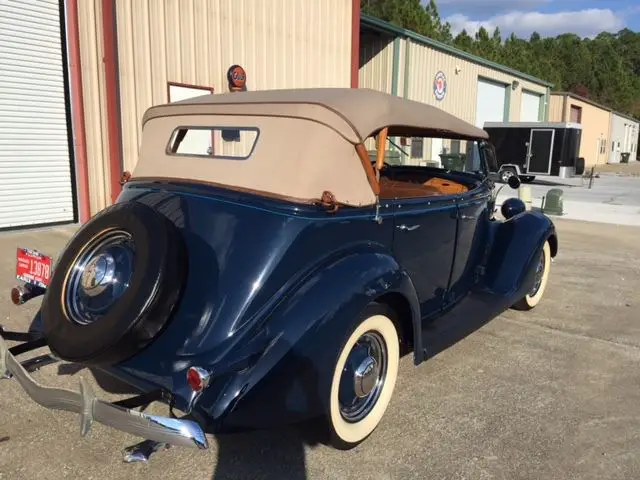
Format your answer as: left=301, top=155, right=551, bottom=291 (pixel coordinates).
left=360, top=14, right=555, bottom=89
left=611, top=110, right=640, bottom=123
left=550, top=91, right=613, bottom=113
left=551, top=92, right=639, bottom=121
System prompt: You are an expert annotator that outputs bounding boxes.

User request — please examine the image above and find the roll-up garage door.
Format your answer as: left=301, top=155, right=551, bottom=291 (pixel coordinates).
left=476, top=78, right=507, bottom=128
left=520, top=90, right=541, bottom=122
left=0, top=0, right=76, bottom=229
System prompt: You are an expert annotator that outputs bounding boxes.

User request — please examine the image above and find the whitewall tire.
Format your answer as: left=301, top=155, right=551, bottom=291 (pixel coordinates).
left=327, top=304, right=400, bottom=449
left=513, top=240, right=551, bottom=311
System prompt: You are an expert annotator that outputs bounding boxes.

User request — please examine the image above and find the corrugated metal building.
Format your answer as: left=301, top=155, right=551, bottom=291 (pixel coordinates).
left=548, top=92, right=613, bottom=167
left=359, top=15, right=553, bottom=166
left=0, top=0, right=359, bottom=230
left=79, top=0, right=357, bottom=219
left=609, top=112, right=639, bottom=164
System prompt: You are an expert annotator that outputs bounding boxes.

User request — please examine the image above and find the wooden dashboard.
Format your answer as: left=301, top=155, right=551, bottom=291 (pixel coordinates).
left=422, top=177, right=469, bottom=195
left=379, top=176, right=469, bottom=199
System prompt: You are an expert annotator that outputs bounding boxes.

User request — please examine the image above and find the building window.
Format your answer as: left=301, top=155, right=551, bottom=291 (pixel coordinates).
left=570, top=105, right=582, bottom=123
left=450, top=140, right=461, bottom=154
left=411, top=138, right=424, bottom=158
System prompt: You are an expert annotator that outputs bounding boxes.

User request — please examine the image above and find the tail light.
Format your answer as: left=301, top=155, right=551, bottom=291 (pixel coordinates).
left=10, top=285, right=44, bottom=306
left=186, top=367, right=211, bottom=392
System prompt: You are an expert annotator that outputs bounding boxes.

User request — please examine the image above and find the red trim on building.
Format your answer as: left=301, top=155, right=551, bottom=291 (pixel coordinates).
left=101, top=0, right=123, bottom=204
left=66, top=0, right=91, bottom=223
left=351, top=0, right=360, bottom=88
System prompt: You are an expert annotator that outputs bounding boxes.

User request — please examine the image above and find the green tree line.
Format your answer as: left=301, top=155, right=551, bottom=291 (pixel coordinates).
left=362, top=0, right=640, bottom=119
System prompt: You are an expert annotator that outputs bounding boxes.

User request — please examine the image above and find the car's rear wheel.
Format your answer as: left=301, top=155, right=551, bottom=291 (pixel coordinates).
left=512, top=241, right=551, bottom=311
left=327, top=303, right=400, bottom=449
left=41, top=201, right=187, bottom=366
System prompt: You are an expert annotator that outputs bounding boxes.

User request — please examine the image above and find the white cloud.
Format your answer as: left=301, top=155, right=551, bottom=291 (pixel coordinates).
left=446, top=8, right=625, bottom=39
left=436, top=0, right=550, bottom=14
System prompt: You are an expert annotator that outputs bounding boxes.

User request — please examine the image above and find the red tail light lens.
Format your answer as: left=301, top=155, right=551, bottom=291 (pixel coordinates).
left=186, top=367, right=211, bottom=392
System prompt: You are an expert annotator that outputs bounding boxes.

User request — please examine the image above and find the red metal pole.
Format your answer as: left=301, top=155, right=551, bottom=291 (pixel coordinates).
left=101, top=0, right=123, bottom=204
left=66, top=0, right=91, bottom=223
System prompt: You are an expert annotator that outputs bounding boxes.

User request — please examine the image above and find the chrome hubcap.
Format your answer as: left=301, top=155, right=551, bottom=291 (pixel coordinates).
left=65, top=230, right=136, bottom=326
left=354, top=356, right=379, bottom=398
left=80, top=253, right=116, bottom=296
left=339, top=331, right=387, bottom=422
left=529, top=249, right=546, bottom=296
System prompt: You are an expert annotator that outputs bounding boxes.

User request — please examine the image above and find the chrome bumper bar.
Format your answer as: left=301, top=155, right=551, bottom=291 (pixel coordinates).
left=0, top=336, right=208, bottom=450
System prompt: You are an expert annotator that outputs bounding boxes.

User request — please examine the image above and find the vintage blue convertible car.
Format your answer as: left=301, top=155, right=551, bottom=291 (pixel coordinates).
left=1, top=88, right=557, bottom=462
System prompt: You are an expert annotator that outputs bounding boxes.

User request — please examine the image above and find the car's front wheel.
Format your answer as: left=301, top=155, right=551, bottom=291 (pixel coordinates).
left=513, top=240, right=551, bottom=311
left=327, top=303, right=400, bottom=449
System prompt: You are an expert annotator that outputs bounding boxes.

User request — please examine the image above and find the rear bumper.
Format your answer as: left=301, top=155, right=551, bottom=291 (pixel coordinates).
left=0, top=336, right=208, bottom=450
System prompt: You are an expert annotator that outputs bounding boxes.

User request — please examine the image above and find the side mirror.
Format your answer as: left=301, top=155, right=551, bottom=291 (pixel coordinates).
left=508, top=175, right=521, bottom=189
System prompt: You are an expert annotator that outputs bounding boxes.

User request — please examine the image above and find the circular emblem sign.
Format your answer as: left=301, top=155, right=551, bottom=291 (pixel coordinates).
left=227, top=64, right=247, bottom=91
left=433, top=71, right=447, bottom=101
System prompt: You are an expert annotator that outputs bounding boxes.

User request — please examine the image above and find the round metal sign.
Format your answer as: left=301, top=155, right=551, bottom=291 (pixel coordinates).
left=433, top=71, right=447, bottom=101
left=227, top=64, right=247, bottom=91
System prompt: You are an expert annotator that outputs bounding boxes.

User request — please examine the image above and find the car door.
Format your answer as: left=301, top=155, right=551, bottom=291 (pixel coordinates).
left=391, top=195, right=458, bottom=319
left=447, top=186, right=491, bottom=303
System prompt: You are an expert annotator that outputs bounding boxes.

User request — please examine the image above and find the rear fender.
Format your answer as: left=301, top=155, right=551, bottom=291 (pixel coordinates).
left=192, top=251, right=420, bottom=431
left=483, top=210, right=557, bottom=299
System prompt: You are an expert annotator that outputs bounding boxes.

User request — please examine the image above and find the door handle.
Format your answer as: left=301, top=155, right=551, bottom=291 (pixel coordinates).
left=460, top=214, right=475, bottom=221
left=397, top=224, right=420, bottom=231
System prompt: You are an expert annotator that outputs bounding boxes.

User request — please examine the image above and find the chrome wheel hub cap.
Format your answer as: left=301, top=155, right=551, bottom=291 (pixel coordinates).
left=80, top=253, right=116, bottom=296
left=338, top=331, right=387, bottom=422
left=354, top=356, right=379, bottom=398
left=65, top=230, right=136, bottom=326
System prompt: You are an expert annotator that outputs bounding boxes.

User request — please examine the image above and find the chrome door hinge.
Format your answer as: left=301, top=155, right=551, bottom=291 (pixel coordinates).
left=374, top=196, right=383, bottom=224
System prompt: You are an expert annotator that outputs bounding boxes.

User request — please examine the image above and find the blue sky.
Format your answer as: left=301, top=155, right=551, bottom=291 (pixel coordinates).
left=431, top=0, right=640, bottom=38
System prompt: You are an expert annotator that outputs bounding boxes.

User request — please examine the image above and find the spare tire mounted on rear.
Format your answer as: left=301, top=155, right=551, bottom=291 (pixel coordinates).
left=42, top=201, right=187, bottom=366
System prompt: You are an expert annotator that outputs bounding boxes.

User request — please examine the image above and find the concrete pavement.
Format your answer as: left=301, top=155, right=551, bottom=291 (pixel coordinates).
left=496, top=173, right=640, bottom=226
left=0, top=218, right=639, bottom=479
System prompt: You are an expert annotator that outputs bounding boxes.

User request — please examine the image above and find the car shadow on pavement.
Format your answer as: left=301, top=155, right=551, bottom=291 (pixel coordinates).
left=55, top=329, right=327, bottom=479
left=209, top=348, right=328, bottom=480
left=211, top=425, right=314, bottom=480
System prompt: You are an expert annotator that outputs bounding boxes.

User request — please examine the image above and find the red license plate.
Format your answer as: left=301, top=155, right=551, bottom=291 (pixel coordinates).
left=16, top=248, right=53, bottom=288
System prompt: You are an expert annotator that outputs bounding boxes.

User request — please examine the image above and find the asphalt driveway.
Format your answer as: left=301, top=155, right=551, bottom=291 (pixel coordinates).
left=0, top=218, right=639, bottom=480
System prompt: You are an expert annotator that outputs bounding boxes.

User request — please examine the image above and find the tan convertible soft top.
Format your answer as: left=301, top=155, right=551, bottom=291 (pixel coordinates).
left=133, top=88, right=488, bottom=207
left=142, top=88, right=489, bottom=143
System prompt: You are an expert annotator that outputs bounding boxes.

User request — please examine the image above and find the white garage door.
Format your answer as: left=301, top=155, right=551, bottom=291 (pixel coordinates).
left=476, top=78, right=507, bottom=128
left=0, top=0, right=75, bottom=229
left=521, top=90, right=541, bottom=122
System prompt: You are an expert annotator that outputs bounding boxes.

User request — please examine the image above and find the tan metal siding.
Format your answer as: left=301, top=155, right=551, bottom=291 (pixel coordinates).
left=397, top=39, right=407, bottom=97
left=116, top=0, right=352, bottom=174
left=359, top=34, right=394, bottom=94
left=548, top=95, right=565, bottom=122
left=359, top=37, right=549, bottom=165
left=77, top=0, right=110, bottom=215
left=405, top=39, right=547, bottom=124
left=550, top=94, right=617, bottom=166
left=565, top=97, right=612, bottom=166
